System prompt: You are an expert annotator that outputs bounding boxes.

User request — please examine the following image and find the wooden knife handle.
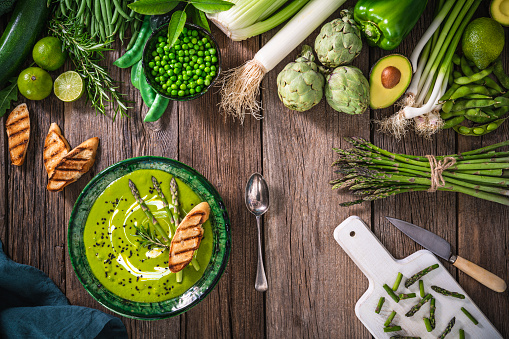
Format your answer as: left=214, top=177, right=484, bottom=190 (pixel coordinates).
left=453, top=256, right=507, bottom=293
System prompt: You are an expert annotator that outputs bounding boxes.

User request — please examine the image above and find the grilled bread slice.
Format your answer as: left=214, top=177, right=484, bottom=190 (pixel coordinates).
left=6, top=103, right=30, bottom=166
left=47, top=137, right=99, bottom=192
left=44, top=123, right=71, bottom=177
left=168, top=202, right=210, bottom=273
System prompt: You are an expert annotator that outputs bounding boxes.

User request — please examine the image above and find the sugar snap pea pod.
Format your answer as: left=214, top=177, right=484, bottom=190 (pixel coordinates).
left=495, top=96, right=509, bottom=108
left=450, top=85, right=495, bottom=100
left=454, top=67, right=494, bottom=85
left=139, top=70, right=156, bottom=107
left=114, top=16, right=151, bottom=68
left=453, top=118, right=507, bottom=136
left=442, top=116, right=465, bottom=129
left=493, top=58, right=509, bottom=90
left=451, top=99, right=497, bottom=112
left=131, top=60, right=143, bottom=90
left=452, top=54, right=461, bottom=66
left=463, top=94, right=492, bottom=99
left=144, top=94, right=170, bottom=122
left=464, top=109, right=494, bottom=124
left=440, top=83, right=460, bottom=102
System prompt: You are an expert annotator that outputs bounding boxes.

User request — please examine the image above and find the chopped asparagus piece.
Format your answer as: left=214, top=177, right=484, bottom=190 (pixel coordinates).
left=431, top=285, right=465, bottom=299
left=399, top=293, right=416, bottom=300
left=375, top=296, right=385, bottom=314
left=423, top=317, right=432, bottom=332
left=459, top=329, right=465, bottom=339
left=384, top=326, right=402, bottom=333
left=430, top=297, right=436, bottom=329
left=384, top=311, right=396, bottom=327
left=461, top=307, right=479, bottom=325
left=405, top=294, right=432, bottom=317
left=438, top=317, right=455, bottom=339
left=405, top=264, right=439, bottom=288
left=383, top=284, right=400, bottom=303
left=392, top=272, right=403, bottom=291
left=419, top=280, right=425, bottom=298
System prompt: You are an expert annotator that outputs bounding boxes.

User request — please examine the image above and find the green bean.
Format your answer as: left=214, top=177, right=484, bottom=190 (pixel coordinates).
left=65, top=0, right=72, bottom=10
left=113, top=0, right=131, bottom=20
left=451, top=99, right=497, bottom=111
left=100, top=0, right=111, bottom=37
left=450, top=85, right=495, bottom=100
left=60, top=1, right=67, bottom=16
left=440, top=83, right=460, bottom=102
left=86, top=0, right=92, bottom=9
left=77, top=0, right=87, bottom=17
left=454, top=67, right=493, bottom=85
left=495, top=96, right=509, bottom=108
left=112, top=8, right=119, bottom=25
left=105, top=0, right=114, bottom=33
left=442, top=116, right=465, bottom=129
left=126, top=30, right=140, bottom=51
left=452, top=54, right=461, bottom=66
left=493, top=58, right=509, bottom=90
left=144, top=95, right=170, bottom=122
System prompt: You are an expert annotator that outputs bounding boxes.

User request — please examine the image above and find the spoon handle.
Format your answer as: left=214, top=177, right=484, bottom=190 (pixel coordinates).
left=255, top=215, right=268, bottom=292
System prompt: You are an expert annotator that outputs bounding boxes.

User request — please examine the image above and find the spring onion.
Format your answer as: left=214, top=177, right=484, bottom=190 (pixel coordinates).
left=219, top=0, right=346, bottom=122
left=208, top=0, right=310, bottom=41
left=379, top=0, right=482, bottom=138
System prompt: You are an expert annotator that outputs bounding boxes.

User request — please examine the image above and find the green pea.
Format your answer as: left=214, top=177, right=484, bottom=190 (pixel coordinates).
left=162, top=84, right=167, bottom=90
left=197, top=51, right=204, bottom=57
left=487, top=122, right=499, bottom=131
left=211, top=56, right=218, bottom=64
left=171, top=84, right=177, bottom=90
left=171, top=90, right=178, bottom=96
left=154, top=56, right=160, bottom=61
left=193, top=75, right=198, bottom=80
left=192, top=30, right=198, bottom=37
left=151, top=51, right=157, bottom=57
left=205, top=43, right=211, bottom=48
left=197, top=78, right=204, bottom=85
left=158, top=36, right=164, bottom=43
left=159, top=68, right=165, bottom=74
left=458, top=126, right=470, bottom=134
left=151, top=70, right=157, bottom=76
left=204, top=79, right=211, bottom=86
left=180, top=84, right=187, bottom=90
left=149, top=62, right=155, bottom=68
left=163, top=55, right=169, bottom=61
left=178, top=90, right=185, bottom=96
left=170, top=76, right=177, bottom=81
left=190, top=88, right=196, bottom=95
left=196, top=86, right=202, bottom=92
left=156, top=47, right=163, bottom=54
left=154, top=76, right=160, bottom=82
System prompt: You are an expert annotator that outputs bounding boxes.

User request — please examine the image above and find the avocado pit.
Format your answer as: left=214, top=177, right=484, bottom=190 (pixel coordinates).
left=381, top=66, right=401, bottom=89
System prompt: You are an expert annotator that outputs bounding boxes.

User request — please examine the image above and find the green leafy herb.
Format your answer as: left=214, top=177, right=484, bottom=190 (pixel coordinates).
left=190, top=0, right=234, bottom=13
left=188, top=5, right=210, bottom=32
left=0, top=79, right=18, bottom=118
left=128, top=0, right=181, bottom=15
left=133, top=223, right=169, bottom=249
left=168, top=10, right=187, bottom=47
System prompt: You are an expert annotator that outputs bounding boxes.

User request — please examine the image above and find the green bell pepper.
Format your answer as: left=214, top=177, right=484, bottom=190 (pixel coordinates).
left=354, top=0, right=428, bottom=50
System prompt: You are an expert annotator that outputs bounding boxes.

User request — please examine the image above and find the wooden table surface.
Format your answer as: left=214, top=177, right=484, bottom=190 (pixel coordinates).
left=1, top=1, right=508, bottom=338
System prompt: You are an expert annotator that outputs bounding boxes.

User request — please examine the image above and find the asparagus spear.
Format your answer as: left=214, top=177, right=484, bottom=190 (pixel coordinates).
left=419, top=280, right=425, bottom=298
left=399, top=293, right=416, bottom=300
left=384, top=311, right=396, bottom=327
left=431, top=285, right=465, bottom=299
left=461, top=307, right=479, bottom=325
left=459, top=329, right=465, bottom=339
left=392, top=272, right=403, bottom=291
left=405, top=264, right=439, bottom=288
left=423, top=317, right=432, bottom=332
left=405, top=294, right=432, bottom=317
left=383, top=284, right=400, bottom=303
left=375, top=297, right=385, bottom=314
left=129, top=179, right=169, bottom=243
left=430, top=297, right=436, bottom=329
left=384, top=326, right=402, bottom=333
left=438, top=317, right=455, bottom=339
left=152, top=176, right=176, bottom=236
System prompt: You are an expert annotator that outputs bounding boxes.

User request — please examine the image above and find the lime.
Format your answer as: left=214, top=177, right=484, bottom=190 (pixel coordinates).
left=462, top=17, right=505, bottom=70
left=54, top=71, right=84, bottom=102
left=18, top=67, right=53, bottom=101
left=33, top=37, right=67, bottom=71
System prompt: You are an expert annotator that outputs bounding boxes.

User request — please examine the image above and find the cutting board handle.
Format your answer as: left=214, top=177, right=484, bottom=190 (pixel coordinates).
left=334, top=216, right=397, bottom=284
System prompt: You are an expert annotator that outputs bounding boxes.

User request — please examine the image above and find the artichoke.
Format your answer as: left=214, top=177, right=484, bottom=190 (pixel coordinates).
left=315, top=9, right=362, bottom=68
left=325, top=66, right=369, bottom=115
left=277, top=45, right=325, bottom=112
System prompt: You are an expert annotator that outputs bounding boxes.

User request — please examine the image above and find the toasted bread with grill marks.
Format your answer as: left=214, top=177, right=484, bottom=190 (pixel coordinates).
left=6, top=104, right=30, bottom=166
left=47, top=137, right=99, bottom=192
left=44, top=123, right=71, bottom=177
left=168, top=202, right=210, bottom=273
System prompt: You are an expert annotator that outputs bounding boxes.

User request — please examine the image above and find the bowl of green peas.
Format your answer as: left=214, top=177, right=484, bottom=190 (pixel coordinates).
left=142, top=23, right=221, bottom=100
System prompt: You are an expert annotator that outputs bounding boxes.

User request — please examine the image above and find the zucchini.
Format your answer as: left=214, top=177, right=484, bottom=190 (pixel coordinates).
left=0, top=0, right=49, bottom=88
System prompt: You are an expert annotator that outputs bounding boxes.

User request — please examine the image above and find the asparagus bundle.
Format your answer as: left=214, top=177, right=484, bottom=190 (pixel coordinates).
left=331, top=138, right=509, bottom=207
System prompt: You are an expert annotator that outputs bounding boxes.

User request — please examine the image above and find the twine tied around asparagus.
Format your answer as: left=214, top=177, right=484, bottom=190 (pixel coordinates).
left=426, top=155, right=456, bottom=192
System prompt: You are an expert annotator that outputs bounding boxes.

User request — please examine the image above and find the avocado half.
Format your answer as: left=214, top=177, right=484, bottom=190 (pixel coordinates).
left=491, top=0, right=509, bottom=26
left=369, top=54, right=412, bottom=109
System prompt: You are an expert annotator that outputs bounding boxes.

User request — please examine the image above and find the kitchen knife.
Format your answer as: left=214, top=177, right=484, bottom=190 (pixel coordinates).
left=386, top=217, right=507, bottom=293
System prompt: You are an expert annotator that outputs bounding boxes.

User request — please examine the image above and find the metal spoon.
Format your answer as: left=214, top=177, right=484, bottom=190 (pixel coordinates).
left=245, top=173, right=269, bottom=292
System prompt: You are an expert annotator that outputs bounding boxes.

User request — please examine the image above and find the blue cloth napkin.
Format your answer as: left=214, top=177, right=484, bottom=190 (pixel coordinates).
left=0, top=239, right=128, bottom=339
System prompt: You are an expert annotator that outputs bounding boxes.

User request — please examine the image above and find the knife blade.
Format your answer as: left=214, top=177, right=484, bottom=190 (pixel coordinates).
left=385, top=217, right=454, bottom=262
left=385, top=216, right=507, bottom=293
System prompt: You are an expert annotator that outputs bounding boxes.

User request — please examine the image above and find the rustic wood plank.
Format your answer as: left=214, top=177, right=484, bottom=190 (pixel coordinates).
left=178, top=27, right=264, bottom=339
left=262, top=2, right=371, bottom=336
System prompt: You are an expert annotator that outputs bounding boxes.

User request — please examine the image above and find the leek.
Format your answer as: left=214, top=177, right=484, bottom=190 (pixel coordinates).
left=208, top=0, right=310, bottom=41
left=219, top=0, right=346, bottom=123
left=379, top=0, right=482, bottom=139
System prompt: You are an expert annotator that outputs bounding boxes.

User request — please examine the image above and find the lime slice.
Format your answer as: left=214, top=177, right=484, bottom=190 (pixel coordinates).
left=54, top=71, right=84, bottom=102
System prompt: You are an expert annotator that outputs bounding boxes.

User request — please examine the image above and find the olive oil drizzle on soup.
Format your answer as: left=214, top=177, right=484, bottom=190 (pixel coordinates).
left=84, top=169, right=213, bottom=302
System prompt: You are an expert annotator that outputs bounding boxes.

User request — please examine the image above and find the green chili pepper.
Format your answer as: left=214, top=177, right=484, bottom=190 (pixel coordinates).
left=139, top=69, right=157, bottom=107
left=353, top=0, right=427, bottom=50
left=114, top=16, right=152, bottom=68
left=144, top=94, right=170, bottom=122
left=131, top=60, right=143, bottom=90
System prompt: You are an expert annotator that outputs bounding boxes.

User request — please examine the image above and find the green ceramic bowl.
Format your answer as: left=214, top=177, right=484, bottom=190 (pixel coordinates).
left=68, top=157, right=230, bottom=320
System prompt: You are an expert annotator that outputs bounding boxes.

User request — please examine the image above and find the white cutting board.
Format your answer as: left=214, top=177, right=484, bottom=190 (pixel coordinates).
left=334, top=216, right=502, bottom=339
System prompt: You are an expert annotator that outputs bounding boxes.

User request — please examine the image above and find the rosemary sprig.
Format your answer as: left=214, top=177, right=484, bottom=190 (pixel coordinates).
left=48, top=17, right=131, bottom=120
left=133, top=223, right=169, bottom=249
